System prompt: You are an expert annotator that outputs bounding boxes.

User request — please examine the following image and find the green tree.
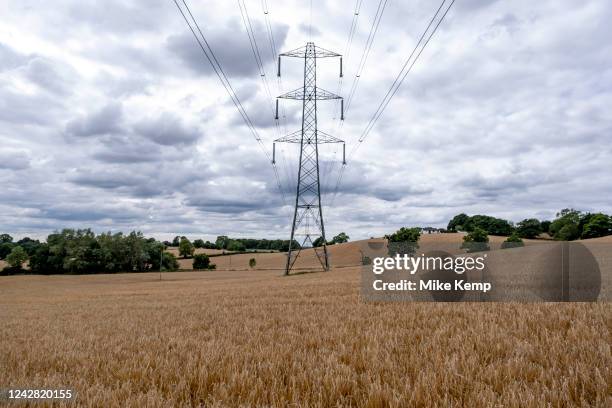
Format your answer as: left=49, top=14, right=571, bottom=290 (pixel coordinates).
left=29, top=244, right=52, bottom=274
left=447, top=213, right=470, bottom=232
left=0, top=234, right=13, bottom=244
left=0, top=242, right=14, bottom=259
left=179, top=237, right=194, bottom=258
left=386, top=227, right=421, bottom=256
left=549, top=209, right=581, bottom=240
left=172, top=236, right=181, bottom=246
left=249, top=258, right=256, bottom=268
left=215, top=236, right=229, bottom=249
left=501, top=233, right=524, bottom=249
left=581, top=214, right=612, bottom=239
left=331, top=232, right=349, bottom=244
left=16, top=237, right=42, bottom=256
left=557, top=223, right=580, bottom=241
left=466, top=215, right=514, bottom=236
left=312, top=236, right=326, bottom=247
left=227, top=240, right=246, bottom=251
left=193, top=239, right=205, bottom=248
left=193, top=253, right=211, bottom=270
left=6, top=246, right=28, bottom=269
left=516, top=218, right=542, bottom=239
left=461, top=227, right=490, bottom=252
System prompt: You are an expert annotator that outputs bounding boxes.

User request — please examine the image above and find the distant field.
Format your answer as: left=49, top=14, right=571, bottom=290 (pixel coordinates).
left=172, top=233, right=548, bottom=271
left=1, top=234, right=610, bottom=406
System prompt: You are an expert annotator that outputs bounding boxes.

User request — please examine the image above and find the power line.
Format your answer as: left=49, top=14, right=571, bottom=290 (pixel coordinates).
left=171, top=0, right=289, bottom=211
left=325, top=0, right=381, bottom=198
left=330, top=0, right=456, bottom=206
left=237, top=0, right=282, bottom=143
left=324, top=0, right=363, bottom=196
left=259, top=0, right=293, bottom=190
left=345, top=0, right=388, bottom=113
left=309, top=0, right=313, bottom=39
left=331, top=0, right=363, bottom=123
left=358, top=0, right=456, bottom=147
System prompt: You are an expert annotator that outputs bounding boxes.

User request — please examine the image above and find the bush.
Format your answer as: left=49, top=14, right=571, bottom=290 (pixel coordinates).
left=501, top=233, right=524, bottom=249
left=249, top=258, right=256, bottom=268
left=0, top=266, right=28, bottom=276
left=193, top=254, right=211, bottom=270
left=461, top=227, right=490, bottom=252
left=162, top=252, right=179, bottom=271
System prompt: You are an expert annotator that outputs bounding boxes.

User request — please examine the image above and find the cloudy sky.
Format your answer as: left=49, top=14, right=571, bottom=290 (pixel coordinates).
left=0, top=0, right=611, bottom=241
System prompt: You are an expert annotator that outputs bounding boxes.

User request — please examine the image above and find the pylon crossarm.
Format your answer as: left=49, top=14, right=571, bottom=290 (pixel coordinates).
left=280, top=44, right=341, bottom=59
left=275, top=130, right=343, bottom=144
left=313, top=45, right=341, bottom=58
left=278, top=87, right=342, bottom=100
left=317, top=131, right=344, bottom=144
left=274, top=130, right=301, bottom=143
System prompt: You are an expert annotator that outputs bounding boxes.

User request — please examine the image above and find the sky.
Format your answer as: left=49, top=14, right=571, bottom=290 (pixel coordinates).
left=0, top=0, right=611, bottom=242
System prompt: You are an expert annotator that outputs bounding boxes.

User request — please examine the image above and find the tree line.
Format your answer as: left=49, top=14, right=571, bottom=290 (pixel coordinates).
left=0, top=231, right=308, bottom=275
left=0, top=229, right=178, bottom=275
left=166, top=235, right=301, bottom=253
left=446, top=209, right=612, bottom=241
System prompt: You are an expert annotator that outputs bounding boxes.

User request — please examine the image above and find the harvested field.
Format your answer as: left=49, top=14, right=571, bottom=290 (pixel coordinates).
left=0, top=236, right=611, bottom=407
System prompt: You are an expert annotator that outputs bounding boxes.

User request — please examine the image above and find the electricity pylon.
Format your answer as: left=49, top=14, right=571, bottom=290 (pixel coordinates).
left=273, top=42, right=345, bottom=275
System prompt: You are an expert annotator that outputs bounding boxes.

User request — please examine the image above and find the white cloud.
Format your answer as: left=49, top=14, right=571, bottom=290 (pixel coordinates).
left=0, top=0, right=611, bottom=241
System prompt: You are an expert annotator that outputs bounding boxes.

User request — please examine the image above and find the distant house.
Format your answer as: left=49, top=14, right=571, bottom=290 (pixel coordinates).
left=420, top=227, right=444, bottom=234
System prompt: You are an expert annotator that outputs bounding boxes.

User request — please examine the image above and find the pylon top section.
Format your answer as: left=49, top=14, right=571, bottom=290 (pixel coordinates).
left=279, top=42, right=341, bottom=59
left=278, top=87, right=341, bottom=101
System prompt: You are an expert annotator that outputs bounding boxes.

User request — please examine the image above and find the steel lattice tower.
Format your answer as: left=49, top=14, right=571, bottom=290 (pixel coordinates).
left=274, top=42, right=345, bottom=275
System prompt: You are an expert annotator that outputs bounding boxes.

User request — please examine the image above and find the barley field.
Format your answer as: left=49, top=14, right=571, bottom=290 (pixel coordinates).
left=1, top=238, right=611, bottom=407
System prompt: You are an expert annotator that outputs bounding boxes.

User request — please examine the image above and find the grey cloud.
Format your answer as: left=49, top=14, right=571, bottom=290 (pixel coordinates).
left=0, top=150, right=30, bottom=170
left=92, top=138, right=163, bottom=164
left=70, top=170, right=144, bottom=190
left=459, top=171, right=565, bottom=200
left=21, top=57, right=75, bottom=95
left=35, top=204, right=141, bottom=222
left=0, top=42, right=29, bottom=70
left=134, top=112, right=201, bottom=146
left=0, top=86, right=63, bottom=126
left=298, top=23, right=320, bottom=37
left=166, top=19, right=289, bottom=77
left=65, top=103, right=123, bottom=137
left=185, top=178, right=277, bottom=214
left=64, top=0, right=169, bottom=34
left=68, top=167, right=172, bottom=198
